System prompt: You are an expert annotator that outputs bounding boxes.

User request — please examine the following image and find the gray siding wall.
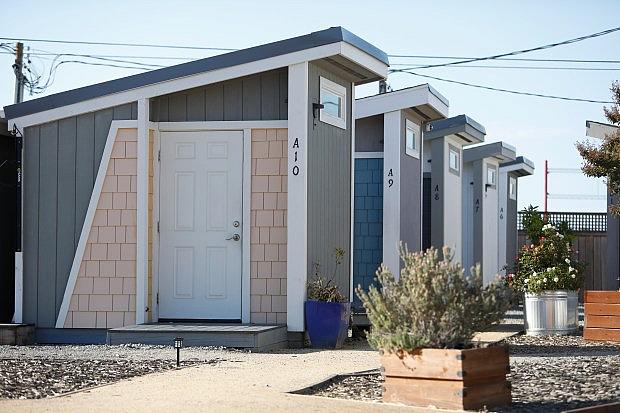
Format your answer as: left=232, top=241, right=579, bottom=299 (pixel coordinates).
left=400, top=111, right=422, bottom=252
left=354, top=115, right=383, bottom=152
left=506, top=172, right=518, bottom=271
left=23, top=104, right=136, bottom=327
left=307, top=62, right=352, bottom=297
left=429, top=139, right=445, bottom=252
left=150, top=69, right=288, bottom=122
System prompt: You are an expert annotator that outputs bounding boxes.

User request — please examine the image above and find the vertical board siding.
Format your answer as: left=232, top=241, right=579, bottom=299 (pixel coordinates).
left=354, top=115, right=384, bottom=152
left=23, top=126, right=40, bottom=324
left=56, top=118, right=77, bottom=316
left=307, top=63, right=352, bottom=297
left=151, top=69, right=288, bottom=122
left=422, top=173, right=431, bottom=250
left=75, top=113, right=95, bottom=244
left=37, top=122, right=59, bottom=327
left=22, top=104, right=136, bottom=327
left=400, top=112, right=422, bottom=252
left=353, top=158, right=383, bottom=308
left=506, top=173, right=518, bottom=268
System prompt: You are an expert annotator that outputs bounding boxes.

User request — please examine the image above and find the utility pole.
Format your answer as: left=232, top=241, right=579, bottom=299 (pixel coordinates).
left=13, top=42, right=24, bottom=104
left=543, top=159, right=548, bottom=220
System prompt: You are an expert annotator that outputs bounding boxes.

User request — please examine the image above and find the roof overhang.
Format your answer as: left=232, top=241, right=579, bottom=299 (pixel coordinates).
left=500, top=156, right=535, bottom=176
left=5, top=27, right=389, bottom=129
left=423, top=114, right=485, bottom=144
left=464, top=141, right=516, bottom=163
left=355, top=84, right=449, bottom=121
left=585, top=120, right=618, bottom=140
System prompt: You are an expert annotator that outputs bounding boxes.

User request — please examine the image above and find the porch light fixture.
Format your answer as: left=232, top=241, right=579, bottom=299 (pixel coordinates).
left=174, top=337, right=184, bottom=367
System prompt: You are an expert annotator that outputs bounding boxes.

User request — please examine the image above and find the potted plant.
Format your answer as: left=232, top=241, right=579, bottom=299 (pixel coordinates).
left=510, top=206, right=583, bottom=335
left=305, top=248, right=351, bottom=349
left=357, top=246, right=512, bottom=411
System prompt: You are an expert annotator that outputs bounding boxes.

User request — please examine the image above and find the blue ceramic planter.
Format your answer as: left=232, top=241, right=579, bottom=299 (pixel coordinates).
left=305, top=300, right=351, bottom=349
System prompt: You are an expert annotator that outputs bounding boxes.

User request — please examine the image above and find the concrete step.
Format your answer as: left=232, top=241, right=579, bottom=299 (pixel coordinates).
left=107, top=323, right=288, bottom=351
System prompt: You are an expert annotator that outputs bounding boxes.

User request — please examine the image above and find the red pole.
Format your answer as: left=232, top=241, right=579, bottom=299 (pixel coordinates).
left=544, top=160, right=548, bottom=221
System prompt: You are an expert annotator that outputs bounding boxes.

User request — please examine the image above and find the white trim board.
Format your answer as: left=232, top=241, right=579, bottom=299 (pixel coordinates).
left=136, top=99, right=150, bottom=324
left=242, top=129, right=252, bottom=323
left=349, top=87, right=356, bottom=302
left=151, top=127, right=161, bottom=322
left=13, top=252, right=23, bottom=323
left=9, top=42, right=388, bottom=130
left=382, top=111, right=401, bottom=279
left=286, top=62, right=309, bottom=332
left=55, top=120, right=138, bottom=328
left=354, top=151, right=384, bottom=159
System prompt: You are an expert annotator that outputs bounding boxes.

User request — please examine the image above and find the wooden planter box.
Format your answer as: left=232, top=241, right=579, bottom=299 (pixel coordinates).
left=584, top=291, right=620, bottom=342
left=0, top=324, right=35, bottom=345
left=381, top=345, right=511, bottom=411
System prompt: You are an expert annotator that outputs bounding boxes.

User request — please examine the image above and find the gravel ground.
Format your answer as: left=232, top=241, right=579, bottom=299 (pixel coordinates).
left=0, top=344, right=236, bottom=399
left=309, top=333, right=620, bottom=413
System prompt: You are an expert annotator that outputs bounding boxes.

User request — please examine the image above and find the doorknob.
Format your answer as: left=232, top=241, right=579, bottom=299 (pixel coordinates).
left=226, top=234, right=241, bottom=241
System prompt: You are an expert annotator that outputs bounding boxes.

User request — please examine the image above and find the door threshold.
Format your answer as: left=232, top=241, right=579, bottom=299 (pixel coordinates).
left=156, top=318, right=242, bottom=324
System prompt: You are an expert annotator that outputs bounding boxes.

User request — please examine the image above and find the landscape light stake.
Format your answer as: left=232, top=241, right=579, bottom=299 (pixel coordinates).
left=174, top=337, right=184, bottom=367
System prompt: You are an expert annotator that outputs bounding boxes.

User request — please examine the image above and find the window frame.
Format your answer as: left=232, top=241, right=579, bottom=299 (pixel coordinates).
left=448, top=144, right=460, bottom=176
left=405, top=119, right=420, bottom=159
left=486, top=164, right=497, bottom=189
left=319, top=77, right=347, bottom=129
left=509, top=176, right=517, bottom=200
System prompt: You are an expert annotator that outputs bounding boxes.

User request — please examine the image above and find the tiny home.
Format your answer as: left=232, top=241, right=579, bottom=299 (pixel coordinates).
left=422, top=115, right=485, bottom=263
left=4, top=27, right=389, bottom=343
left=497, top=155, right=534, bottom=274
left=352, top=85, right=448, bottom=306
left=585, top=120, right=619, bottom=290
left=462, top=142, right=516, bottom=283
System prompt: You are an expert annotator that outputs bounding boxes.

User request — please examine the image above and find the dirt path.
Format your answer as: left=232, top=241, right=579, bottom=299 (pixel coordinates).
left=0, top=345, right=447, bottom=413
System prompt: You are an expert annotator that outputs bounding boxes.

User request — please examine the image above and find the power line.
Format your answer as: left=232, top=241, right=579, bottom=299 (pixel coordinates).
left=0, top=36, right=237, bottom=51
left=392, top=70, right=615, bottom=104
left=389, top=55, right=620, bottom=64
left=393, top=26, right=620, bottom=71
left=389, top=63, right=620, bottom=71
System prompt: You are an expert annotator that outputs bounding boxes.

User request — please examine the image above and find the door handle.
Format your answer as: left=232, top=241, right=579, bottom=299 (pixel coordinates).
left=226, top=234, right=241, bottom=241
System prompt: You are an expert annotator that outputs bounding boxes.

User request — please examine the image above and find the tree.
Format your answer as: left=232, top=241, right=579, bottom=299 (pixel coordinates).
left=577, top=81, right=620, bottom=216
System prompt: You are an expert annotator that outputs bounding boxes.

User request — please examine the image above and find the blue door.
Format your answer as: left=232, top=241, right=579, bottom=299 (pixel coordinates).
left=353, top=158, right=383, bottom=309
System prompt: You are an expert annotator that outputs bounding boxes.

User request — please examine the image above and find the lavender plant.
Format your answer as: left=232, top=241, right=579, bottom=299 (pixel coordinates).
left=356, top=246, right=511, bottom=352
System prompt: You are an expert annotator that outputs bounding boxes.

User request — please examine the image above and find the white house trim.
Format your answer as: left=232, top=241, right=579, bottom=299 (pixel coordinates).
left=136, top=99, right=150, bottom=324
left=354, top=151, right=384, bottom=159
left=383, top=111, right=401, bottom=278
left=286, top=62, right=309, bottom=332
left=355, top=85, right=449, bottom=120
left=55, top=120, right=138, bottom=328
left=242, top=129, right=252, bottom=323
left=9, top=43, right=357, bottom=130
left=13, top=252, right=23, bottom=323
left=158, top=121, right=287, bottom=132
left=151, top=126, right=161, bottom=322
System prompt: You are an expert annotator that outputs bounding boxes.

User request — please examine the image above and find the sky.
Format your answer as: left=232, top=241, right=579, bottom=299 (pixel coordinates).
left=1, top=0, right=618, bottom=212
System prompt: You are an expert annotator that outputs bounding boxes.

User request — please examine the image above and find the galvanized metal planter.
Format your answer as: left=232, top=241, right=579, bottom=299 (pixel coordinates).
left=524, top=290, right=579, bottom=336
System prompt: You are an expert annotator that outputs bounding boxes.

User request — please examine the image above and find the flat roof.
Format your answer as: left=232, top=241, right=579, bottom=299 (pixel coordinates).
left=355, top=84, right=449, bottom=120
left=423, top=114, right=485, bottom=144
left=586, top=119, right=618, bottom=140
left=4, top=27, right=389, bottom=120
left=464, top=141, right=516, bottom=163
left=500, top=155, right=535, bottom=176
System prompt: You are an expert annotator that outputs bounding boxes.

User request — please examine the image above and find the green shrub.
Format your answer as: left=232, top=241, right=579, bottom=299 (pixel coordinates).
left=356, top=246, right=511, bottom=352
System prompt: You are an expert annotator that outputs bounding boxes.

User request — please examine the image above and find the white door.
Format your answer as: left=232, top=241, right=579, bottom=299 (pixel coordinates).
left=159, top=130, right=244, bottom=320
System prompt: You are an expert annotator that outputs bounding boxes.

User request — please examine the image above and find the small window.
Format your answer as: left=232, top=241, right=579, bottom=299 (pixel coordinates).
left=448, top=145, right=460, bottom=175
left=319, top=77, right=346, bottom=129
left=405, top=119, right=420, bottom=158
left=487, top=166, right=497, bottom=187
left=509, top=176, right=517, bottom=200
